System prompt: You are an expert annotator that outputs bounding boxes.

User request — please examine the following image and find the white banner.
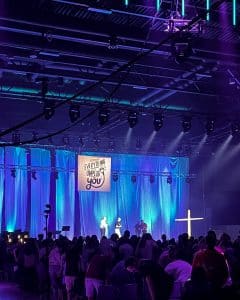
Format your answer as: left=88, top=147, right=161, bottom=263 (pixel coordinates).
left=78, top=155, right=111, bottom=192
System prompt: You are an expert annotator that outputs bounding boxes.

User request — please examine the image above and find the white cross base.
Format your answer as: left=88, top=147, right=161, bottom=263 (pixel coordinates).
left=175, top=209, right=204, bottom=237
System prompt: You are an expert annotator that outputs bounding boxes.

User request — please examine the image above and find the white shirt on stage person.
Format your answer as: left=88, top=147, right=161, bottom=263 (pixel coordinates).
left=100, top=216, right=108, bottom=238
left=114, top=217, right=122, bottom=238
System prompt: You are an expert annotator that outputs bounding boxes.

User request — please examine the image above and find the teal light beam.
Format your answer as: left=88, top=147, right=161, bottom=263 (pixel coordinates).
left=182, top=0, right=185, bottom=17
left=125, top=0, right=129, bottom=6
left=206, top=0, right=210, bottom=21
left=233, top=0, right=237, bottom=26
left=156, top=0, right=160, bottom=12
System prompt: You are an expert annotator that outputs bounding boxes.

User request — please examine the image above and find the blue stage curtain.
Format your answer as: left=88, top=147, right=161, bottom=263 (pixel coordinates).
left=56, top=150, right=75, bottom=238
left=30, top=148, right=51, bottom=237
left=0, top=148, right=4, bottom=231
left=78, top=153, right=189, bottom=239
left=4, top=147, right=27, bottom=232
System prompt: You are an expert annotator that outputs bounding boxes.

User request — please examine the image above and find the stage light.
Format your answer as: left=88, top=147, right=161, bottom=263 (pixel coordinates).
left=206, top=118, right=215, bottom=135
left=32, top=131, right=39, bottom=143
left=128, top=111, right=138, bottom=128
left=131, top=175, right=137, bottom=183
left=231, top=122, right=240, bottom=136
left=150, top=174, right=155, bottom=184
left=136, top=138, right=142, bottom=150
left=113, top=173, right=118, bottom=182
left=108, top=34, right=118, bottom=49
left=167, top=174, right=172, bottom=184
left=31, top=170, right=37, bottom=180
left=41, top=77, right=48, bottom=98
left=63, top=136, right=70, bottom=146
left=12, top=132, right=21, bottom=144
left=78, top=137, right=84, bottom=148
left=98, top=109, right=110, bottom=126
left=153, top=113, right=163, bottom=131
left=43, top=100, right=55, bottom=120
left=44, top=204, right=51, bottom=215
left=172, top=33, right=193, bottom=64
left=11, top=168, right=16, bottom=178
left=182, top=116, right=192, bottom=132
left=69, top=104, right=80, bottom=123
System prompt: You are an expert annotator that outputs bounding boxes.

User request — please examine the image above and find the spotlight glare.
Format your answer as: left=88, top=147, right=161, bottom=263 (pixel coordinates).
left=128, top=111, right=138, bottom=128
left=167, top=174, right=172, bottom=184
left=182, top=116, right=192, bottom=133
left=43, top=100, right=55, bottom=120
left=153, top=113, right=163, bottom=131
left=69, top=104, right=80, bottom=123
left=206, top=119, right=215, bottom=135
left=98, top=109, right=110, bottom=126
left=231, top=122, right=240, bottom=136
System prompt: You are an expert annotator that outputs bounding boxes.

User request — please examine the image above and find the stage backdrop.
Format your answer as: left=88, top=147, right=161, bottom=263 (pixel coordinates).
left=79, top=152, right=189, bottom=239
left=0, top=147, right=189, bottom=239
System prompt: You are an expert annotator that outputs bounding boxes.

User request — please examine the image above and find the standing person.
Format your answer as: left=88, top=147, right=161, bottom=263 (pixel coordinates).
left=141, top=220, right=148, bottom=235
left=135, top=221, right=141, bottom=237
left=100, top=217, right=108, bottom=238
left=192, top=230, right=229, bottom=290
left=115, top=217, right=122, bottom=238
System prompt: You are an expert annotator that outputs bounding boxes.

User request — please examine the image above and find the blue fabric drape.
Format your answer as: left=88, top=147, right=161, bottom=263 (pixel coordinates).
left=30, top=148, right=51, bottom=237
left=78, top=153, right=189, bottom=239
left=4, top=147, right=27, bottom=232
left=56, top=150, right=75, bottom=238
left=0, top=148, right=4, bottom=231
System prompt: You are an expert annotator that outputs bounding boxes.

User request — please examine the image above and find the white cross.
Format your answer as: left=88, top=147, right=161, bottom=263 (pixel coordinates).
left=175, top=209, right=204, bottom=237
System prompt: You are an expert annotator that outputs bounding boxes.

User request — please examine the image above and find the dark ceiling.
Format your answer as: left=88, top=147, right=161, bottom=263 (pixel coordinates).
left=0, top=0, right=240, bottom=155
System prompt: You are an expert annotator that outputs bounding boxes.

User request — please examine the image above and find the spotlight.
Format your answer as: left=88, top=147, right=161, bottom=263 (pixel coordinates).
left=54, top=171, right=59, bottom=180
left=41, top=77, right=48, bottom=98
left=108, top=34, right=118, bottom=49
left=32, top=131, right=38, bottom=143
left=172, top=33, right=193, bottom=64
left=231, top=122, right=240, bottom=136
left=43, top=100, right=55, bottom=120
left=44, top=204, right=51, bottom=215
left=11, top=168, right=16, bottom=178
left=131, top=175, right=137, bottom=183
left=113, top=173, right=118, bottom=182
left=63, top=136, right=70, bottom=146
left=153, top=113, right=163, bottom=131
left=31, top=170, right=37, bottom=180
left=12, top=132, right=21, bottom=144
left=167, top=174, right=172, bottom=184
left=136, top=138, right=142, bottom=150
left=182, top=116, right=192, bottom=133
left=69, top=104, right=80, bottom=123
left=206, top=119, right=215, bottom=135
left=108, top=140, right=115, bottom=151
left=128, top=111, right=138, bottom=128
left=78, top=137, right=84, bottom=148
left=98, top=109, right=110, bottom=126
left=150, top=175, right=155, bottom=184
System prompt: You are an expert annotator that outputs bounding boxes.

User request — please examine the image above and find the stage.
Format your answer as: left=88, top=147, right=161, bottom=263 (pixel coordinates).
left=0, top=147, right=189, bottom=239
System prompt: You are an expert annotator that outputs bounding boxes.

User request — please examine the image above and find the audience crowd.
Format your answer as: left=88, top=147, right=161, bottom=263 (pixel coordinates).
left=0, top=229, right=240, bottom=300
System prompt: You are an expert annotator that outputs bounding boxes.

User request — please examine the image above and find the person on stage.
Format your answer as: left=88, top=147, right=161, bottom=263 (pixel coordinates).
left=100, top=216, right=108, bottom=238
left=135, top=220, right=147, bottom=236
left=114, top=217, right=122, bottom=238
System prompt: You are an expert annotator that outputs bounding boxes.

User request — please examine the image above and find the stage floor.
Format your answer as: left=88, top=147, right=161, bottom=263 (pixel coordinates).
left=0, top=282, right=39, bottom=300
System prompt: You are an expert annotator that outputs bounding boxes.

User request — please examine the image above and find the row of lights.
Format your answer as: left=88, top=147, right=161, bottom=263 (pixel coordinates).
left=41, top=102, right=240, bottom=136
left=113, top=173, right=192, bottom=184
